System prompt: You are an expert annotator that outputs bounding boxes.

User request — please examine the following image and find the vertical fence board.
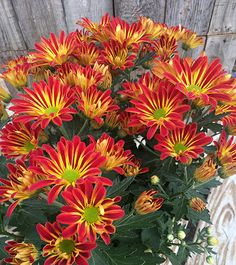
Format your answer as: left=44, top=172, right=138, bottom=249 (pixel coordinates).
left=114, top=0, right=166, bottom=23
left=11, top=0, right=68, bottom=49
left=63, top=0, right=113, bottom=32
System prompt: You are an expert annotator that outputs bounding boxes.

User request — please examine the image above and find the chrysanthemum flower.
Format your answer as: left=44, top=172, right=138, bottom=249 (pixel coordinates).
left=194, top=155, right=217, bottom=182
left=75, top=41, right=100, bottom=65
left=29, top=136, right=109, bottom=203
left=153, top=35, right=178, bottom=62
left=93, top=62, right=112, bottom=89
left=153, top=55, right=234, bottom=107
left=0, top=86, right=11, bottom=103
left=180, top=29, right=204, bottom=50
left=90, top=133, right=133, bottom=174
left=139, top=17, right=166, bottom=40
left=189, top=197, right=206, bottom=212
left=123, top=157, right=149, bottom=177
left=30, top=31, right=76, bottom=66
left=215, top=104, right=236, bottom=129
left=105, top=110, right=120, bottom=129
left=5, top=56, right=29, bottom=69
left=76, top=86, right=119, bottom=125
left=58, top=63, right=103, bottom=90
left=10, top=77, right=76, bottom=129
left=215, top=131, right=236, bottom=178
left=154, top=123, right=213, bottom=164
left=1, top=63, right=30, bottom=88
left=4, top=240, right=38, bottom=265
left=0, top=157, right=43, bottom=217
left=57, top=181, right=124, bottom=244
left=99, top=41, right=136, bottom=70
left=134, top=190, right=164, bottom=215
left=127, top=82, right=190, bottom=139
left=0, top=121, right=40, bottom=158
left=37, top=221, right=96, bottom=265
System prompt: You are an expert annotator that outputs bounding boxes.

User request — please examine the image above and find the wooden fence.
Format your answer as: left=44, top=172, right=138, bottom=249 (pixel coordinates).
left=0, top=1, right=236, bottom=264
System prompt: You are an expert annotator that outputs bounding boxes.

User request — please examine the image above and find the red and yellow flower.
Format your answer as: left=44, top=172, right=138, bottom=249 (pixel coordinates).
left=215, top=131, right=236, bottom=178
left=93, top=62, right=112, bottom=89
left=30, top=31, right=76, bottom=67
left=0, top=121, right=40, bottom=158
left=75, top=41, right=100, bottom=65
left=5, top=56, right=29, bottom=69
left=76, top=86, right=119, bottom=125
left=189, top=197, right=206, bottom=212
left=153, top=55, right=234, bottom=107
left=57, top=181, right=124, bottom=245
left=90, top=133, right=133, bottom=174
left=194, top=155, right=217, bottom=182
left=4, top=240, right=38, bottom=265
left=134, top=190, right=164, bottom=215
left=154, top=123, right=213, bottom=164
left=10, top=77, right=76, bottom=129
left=105, top=110, right=120, bottom=129
left=123, top=157, right=149, bottom=177
left=180, top=29, right=204, bottom=50
left=139, top=17, right=166, bottom=40
left=127, top=82, right=190, bottom=139
left=29, top=136, right=109, bottom=203
left=0, top=157, right=43, bottom=217
left=37, top=221, right=96, bottom=265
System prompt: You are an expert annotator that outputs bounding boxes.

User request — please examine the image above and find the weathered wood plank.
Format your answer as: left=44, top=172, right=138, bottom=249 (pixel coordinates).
left=205, top=33, right=236, bottom=72
left=11, top=0, right=68, bottom=49
left=114, top=0, right=166, bottom=23
left=63, top=0, right=113, bottom=32
left=164, top=0, right=215, bottom=35
left=0, top=0, right=26, bottom=51
left=208, top=0, right=236, bottom=35
left=186, top=175, right=236, bottom=265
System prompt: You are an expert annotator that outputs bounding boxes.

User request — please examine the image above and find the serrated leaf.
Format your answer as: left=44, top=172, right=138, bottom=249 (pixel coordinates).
left=107, top=177, right=135, bottom=198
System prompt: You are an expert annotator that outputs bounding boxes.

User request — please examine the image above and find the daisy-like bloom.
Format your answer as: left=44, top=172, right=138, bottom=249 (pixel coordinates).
left=153, top=35, right=178, bottom=62
left=154, top=55, right=234, bottom=107
left=99, top=41, right=136, bottom=70
left=180, top=29, right=204, bottom=50
left=57, top=181, right=124, bottom=245
left=29, top=136, right=109, bottom=203
left=194, top=155, right=217, bottom=182
left=118, top=111, right=146, bottom=136
left=215, top=104, right=236, bottom=130
left=4, top=240, right=38, bottom=265
left=134, top=190, right=164, bottom=215
left=139, top=17, right=166, bottom=40
left=10, top=77, right=76, bottom=129
left=127, top=82, right=190, bottom=139
left=105, top=17, right=149, bottom=47
left=30, top=31, right=76, bottom=67
left=0, top=157, right=43, bottom=217
left=76, top=86, right=119, bottom=125
left=189, top=197, right=206, bottom=212
left=58, top=63, right=103, bottom=90
left=123, top=157, right=149, bottom=177
left=105, top=110, right=120, bottom=129
left=0, top=121, right=40, bottom=159
left=93, top=62, right=112, bottom=89
left=75, top=41, right=100, bottom=65
left=1, top=63, right=30, bottom=88
left=5, top=56, right=29, bottom=69
left=37, top=221, right=96, bottom=265
left=90, top=133, right=133, bottom=174
left=165, top=25, right=186, bottom=41
left=154, top=123, right=213, bottom=164
left=215, top=131, right=236, bottom=178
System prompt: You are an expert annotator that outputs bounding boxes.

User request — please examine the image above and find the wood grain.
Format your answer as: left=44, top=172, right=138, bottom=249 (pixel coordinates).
left=63, top=0, right=113, bottom=32
left=114, top=0, right=166, bottom=23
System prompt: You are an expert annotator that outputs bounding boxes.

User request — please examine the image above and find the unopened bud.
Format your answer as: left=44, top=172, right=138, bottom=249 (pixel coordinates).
left=151, top=175, right=160, bottom=185
left=167, top=234, right=174, bottom=241
left=206, top=256, right=214, bottom=264
left=207, top=236, right=218, bottom=246
left=177, top=231, right=186, bottom=240
left=206, top=227, right=212, bottom=235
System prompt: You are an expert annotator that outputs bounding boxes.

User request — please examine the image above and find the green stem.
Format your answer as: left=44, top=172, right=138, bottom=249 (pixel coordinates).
left=39, top=193, right=64, bottom=208
left=59, top=124, right=70, bottom=139
left=133, top=137, right=159, bottom=158
left=78, top=119, right=89, bottom=136
left=157, top=184, right=169, bottom=199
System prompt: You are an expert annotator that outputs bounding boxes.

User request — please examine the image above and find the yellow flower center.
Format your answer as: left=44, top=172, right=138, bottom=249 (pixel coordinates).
left=83, top=206, right=100, bottom=223
left=174, top=143, right=187, bottom=154
left=187, top=84, right=202, bottom=94
left=153, top=108, right=166, bottom=120
left=24, top=141, right=35, bottom=152
left=61, top=169, right=80, bottom=183
left=44, top=106, right=59, bottom=115
left=59, top=239, right=75, bottom=255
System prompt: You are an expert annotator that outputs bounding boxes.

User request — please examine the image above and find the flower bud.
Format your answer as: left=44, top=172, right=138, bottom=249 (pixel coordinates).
left=177, top=230, right=186, bottom=240
left=189, top=197, right=206, bottom=212
left=0, top=86, right=11, bottom=103
left=151, top=175, right=160, bottom=185
left=194, top=155, right=217, bottom=182
left=206, top=227, right=212, bottom=235
left=207, top=236, right=218, bottom=246
left=206, top=256, right=214, bottom=264
left=167, top=234, right=174, bottom=241
left=134, top=190, right=164, bottom=215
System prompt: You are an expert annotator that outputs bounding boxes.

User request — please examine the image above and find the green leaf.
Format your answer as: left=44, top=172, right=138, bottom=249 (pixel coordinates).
left=0, top=235, right=9, bottom=259
left=107, top=177, right=135, bottom=198
left=0, top=155, right=9, bottom=179
left=141, top=227, right=161, bottom=249
left=171, top=197, right=188, bottom=220
left=186, top=208, right=212, bottom=225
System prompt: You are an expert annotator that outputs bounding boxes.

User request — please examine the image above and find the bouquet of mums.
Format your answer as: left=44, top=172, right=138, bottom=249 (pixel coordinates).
left=0, top=14, right=235, bottom=265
